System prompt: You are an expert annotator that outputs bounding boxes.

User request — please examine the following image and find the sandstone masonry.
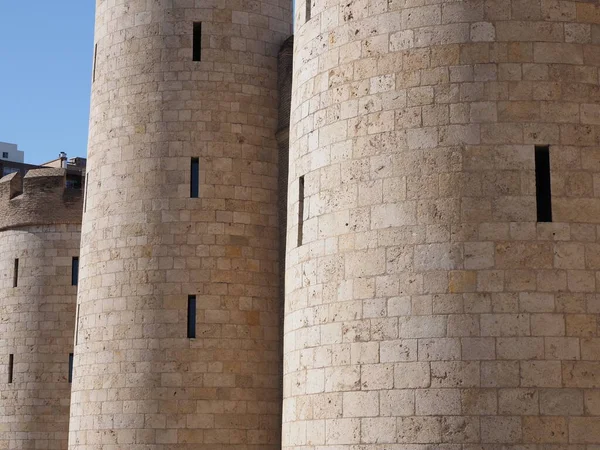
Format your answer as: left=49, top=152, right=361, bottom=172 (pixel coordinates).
left=2, top=0, right=600, bottom=448
left=68, top=1, right=292, bottom=448
left=284, top=0, right=600, bottom=447
left=0, top=169, right=82, bottom=449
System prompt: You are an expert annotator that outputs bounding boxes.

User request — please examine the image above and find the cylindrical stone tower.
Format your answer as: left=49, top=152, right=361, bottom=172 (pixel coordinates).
left=69, top=1, right=291, bottom=448
left=284, top=0, right=600, bottom=447
left=0, top=169, right=82, bottom=449
left=277, top=33, right=294, bottom=388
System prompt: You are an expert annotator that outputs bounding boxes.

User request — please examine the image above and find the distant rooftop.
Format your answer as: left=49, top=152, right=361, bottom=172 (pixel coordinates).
left=0, top=141, right=24, bottom=164
left=1, top=150, right=86, bottom=189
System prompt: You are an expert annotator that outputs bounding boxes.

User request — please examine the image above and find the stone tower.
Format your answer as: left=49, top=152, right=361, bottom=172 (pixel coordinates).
left=69, top=1, right=291, bottom=448
left=284, top=0, right=600, bottom=447
left=0, top=169, right=82, bottom=449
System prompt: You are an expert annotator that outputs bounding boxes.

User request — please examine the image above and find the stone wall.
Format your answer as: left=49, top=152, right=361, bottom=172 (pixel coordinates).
left=0, top=169, right=82, bottom=449
left=69, top=1, right=292, bottom=448
left=284, top=0, right=600, bottom=447
left=0, top=225, right=80, bottom=449
left=0, top=169, right=83, bottom=231
left=276, top=35, right=294, bottom=446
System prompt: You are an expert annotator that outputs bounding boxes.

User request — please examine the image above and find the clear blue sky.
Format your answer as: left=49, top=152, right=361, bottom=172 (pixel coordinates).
left=0, top=2, right=95, bottom=165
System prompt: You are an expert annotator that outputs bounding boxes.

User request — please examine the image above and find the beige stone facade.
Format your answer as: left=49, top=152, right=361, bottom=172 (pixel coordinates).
left=0, top=169, right=82, bottom=449
left=284, top=0, right=600, bottom=447
left=68, top=0, right=291, bottom=448
left=3, top=0, right=600, bottom=448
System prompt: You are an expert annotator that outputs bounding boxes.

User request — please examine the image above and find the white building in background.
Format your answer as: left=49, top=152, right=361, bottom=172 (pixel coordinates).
left=0, top=142, right=24, bottom=163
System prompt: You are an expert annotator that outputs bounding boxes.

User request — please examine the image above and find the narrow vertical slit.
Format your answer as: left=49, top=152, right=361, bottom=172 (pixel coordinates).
left=187, top=295, right=197, bottom=339
left=68, top=353, right=74, bottom=383
left=306, top=0, right=312, bottom=22
left=297, top=176, right=305, bottom=247
left=83, top=176, right=88, bottom=212
left=92, top=43, right=98, bottom=82
left=75, top=304, right=80, bottom=345
left=72, top=257, right=79, bottom=286
left=193, top=23, right=202, bottom=61
left=535, top=146, right=552, bottom=222
left=190, top=157, right=200, bottom=198
left=13, top=259, right=18, bottom=287
left=8, top=354, right=13, bottom=384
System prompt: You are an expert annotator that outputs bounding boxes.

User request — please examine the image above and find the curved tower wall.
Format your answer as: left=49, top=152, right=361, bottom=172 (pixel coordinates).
left=0, top=169, right=82, bottom=449
left=277, top=34, right=294, bottom=381
left=69, top=1, right=291, bottom=448
left=285, top=0, right=600, bottom=447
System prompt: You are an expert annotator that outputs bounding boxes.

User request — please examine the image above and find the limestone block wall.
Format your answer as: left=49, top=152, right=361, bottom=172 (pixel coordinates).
left=0, top=170, right=82, bottom=450
left=284, top=0, right=600, bottom=447
left=278, top=34, right=295, bottom=376
left=69, top=1, right=291, bottom=448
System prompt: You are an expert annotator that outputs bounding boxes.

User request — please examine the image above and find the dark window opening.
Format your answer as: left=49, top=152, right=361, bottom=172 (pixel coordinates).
left=13, top=259, right=18, bottom=288
left=93, top=43, right=98, bottom=82
left=306, top=0, right=312, bottom=22
left=188, top=295, right=197, bottom=339
left=66, top=175, right=83, bottom=190
left=2, top=152, right=8, bottom=159
left=298, top=176, right=305, bottom=247
left=8, top=354, right=13, bottom=384
left=68, top=353, right=74, bottom=383
left=191, top=157, right=200, bottom=198
left=72, top=257, right=79, bottom=286
left=535, top=146, right=552, bottom=222
left=193, top=23, right=202, bottom=61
